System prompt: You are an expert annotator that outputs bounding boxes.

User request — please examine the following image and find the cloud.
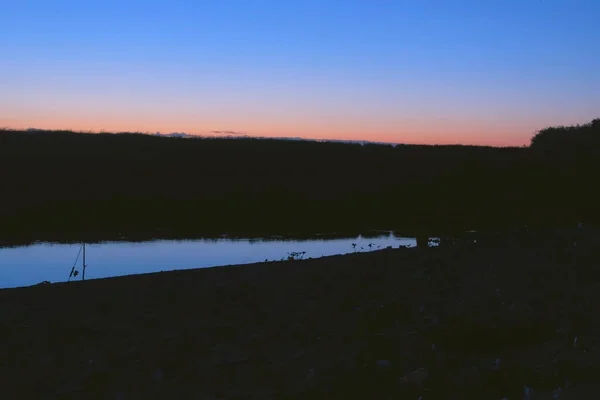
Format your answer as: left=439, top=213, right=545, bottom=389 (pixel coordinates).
left=210, top=130, right=245, bottom=135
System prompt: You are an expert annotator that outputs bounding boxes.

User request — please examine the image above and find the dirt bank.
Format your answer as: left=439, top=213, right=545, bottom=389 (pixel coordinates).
left=2, top=238, right=600, bottom=399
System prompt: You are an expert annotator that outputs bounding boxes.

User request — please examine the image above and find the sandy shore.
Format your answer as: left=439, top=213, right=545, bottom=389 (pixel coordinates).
left=2, top=239, right=600, bottom=399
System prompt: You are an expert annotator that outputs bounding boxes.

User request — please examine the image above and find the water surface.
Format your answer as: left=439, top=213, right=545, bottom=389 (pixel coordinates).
left=0, top=232, right=415, bottom=288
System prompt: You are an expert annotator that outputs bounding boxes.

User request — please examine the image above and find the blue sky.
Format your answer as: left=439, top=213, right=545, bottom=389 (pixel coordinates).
left=2, top=0, right=599, bottom=145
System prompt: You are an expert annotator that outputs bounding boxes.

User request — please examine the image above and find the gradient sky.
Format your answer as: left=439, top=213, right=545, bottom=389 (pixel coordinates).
left=2, top=0, right=599, bottom=146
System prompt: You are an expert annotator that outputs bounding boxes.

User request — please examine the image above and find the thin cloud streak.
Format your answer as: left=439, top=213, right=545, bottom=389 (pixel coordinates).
left=210, top=130, right=246, bottom=135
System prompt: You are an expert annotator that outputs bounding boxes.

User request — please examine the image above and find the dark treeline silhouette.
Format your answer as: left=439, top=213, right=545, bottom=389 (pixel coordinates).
left=528, top=118, right=600, bottom=224
left=530, top=118, right=600, bottom=153
left=1, top=120, right=598, bottom=243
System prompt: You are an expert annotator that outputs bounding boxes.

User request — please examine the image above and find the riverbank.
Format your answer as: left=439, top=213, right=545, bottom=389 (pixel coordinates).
left=2, top=238, right=600, bottom=399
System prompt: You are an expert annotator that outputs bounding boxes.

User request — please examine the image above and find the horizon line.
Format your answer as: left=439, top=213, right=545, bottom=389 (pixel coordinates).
left=1, top=126, right=527, bottom=149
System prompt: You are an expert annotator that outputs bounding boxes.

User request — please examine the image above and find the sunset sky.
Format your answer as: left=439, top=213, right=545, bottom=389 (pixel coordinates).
left=2, top=0, right=599, bottom=146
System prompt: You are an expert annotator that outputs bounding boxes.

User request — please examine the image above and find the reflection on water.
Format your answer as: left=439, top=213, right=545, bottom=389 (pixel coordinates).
left=0, top=232, right=415, bottom=289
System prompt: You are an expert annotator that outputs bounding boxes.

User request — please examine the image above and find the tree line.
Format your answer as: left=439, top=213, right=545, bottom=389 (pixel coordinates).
left=0, top=119, right=597, bottom=242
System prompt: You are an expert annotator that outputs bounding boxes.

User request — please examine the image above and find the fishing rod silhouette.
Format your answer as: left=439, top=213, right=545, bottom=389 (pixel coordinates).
left=67, top=242, right=88, bottom=282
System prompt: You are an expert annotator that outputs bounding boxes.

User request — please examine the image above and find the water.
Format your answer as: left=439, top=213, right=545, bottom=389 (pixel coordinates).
left=0, top=232, right=415, bottom=289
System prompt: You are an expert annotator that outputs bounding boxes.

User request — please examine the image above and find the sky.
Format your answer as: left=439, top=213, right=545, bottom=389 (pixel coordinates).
left=1, top=0, right=599, bottom=146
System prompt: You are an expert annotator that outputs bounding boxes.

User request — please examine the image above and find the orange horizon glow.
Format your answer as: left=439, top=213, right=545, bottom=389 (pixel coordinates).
left=1, top=113, right=544, bottom=147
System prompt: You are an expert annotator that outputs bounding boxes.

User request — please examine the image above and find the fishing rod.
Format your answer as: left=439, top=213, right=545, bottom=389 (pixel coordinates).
left=67, top=242, right=87, bottom=282
left=82, top=242, right=87, bottom=280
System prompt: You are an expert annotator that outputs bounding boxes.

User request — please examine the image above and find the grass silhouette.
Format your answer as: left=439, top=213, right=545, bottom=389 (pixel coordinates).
left=1, top=119, right=598, bottom=243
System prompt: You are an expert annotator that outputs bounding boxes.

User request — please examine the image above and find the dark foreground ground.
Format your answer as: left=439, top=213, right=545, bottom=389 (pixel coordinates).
left=2, top=234, right=600, bottom=399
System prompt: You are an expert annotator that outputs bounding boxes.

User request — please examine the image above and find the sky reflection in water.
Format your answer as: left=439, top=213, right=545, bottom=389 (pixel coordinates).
left=0, top=232, right=415, bottom=288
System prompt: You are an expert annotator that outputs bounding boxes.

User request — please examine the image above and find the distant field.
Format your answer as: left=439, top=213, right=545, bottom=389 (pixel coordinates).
left=0, top=126, right=597, bottom=241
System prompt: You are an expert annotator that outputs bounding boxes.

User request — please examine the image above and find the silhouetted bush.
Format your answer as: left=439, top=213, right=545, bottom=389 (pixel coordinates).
left=530, top=119, right=600, bottom=153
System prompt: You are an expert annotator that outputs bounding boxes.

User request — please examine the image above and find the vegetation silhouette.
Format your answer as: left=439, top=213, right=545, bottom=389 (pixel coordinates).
left=1, top=119, right=598, bottom=244
left=530, top=118, right=600, bottom=153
